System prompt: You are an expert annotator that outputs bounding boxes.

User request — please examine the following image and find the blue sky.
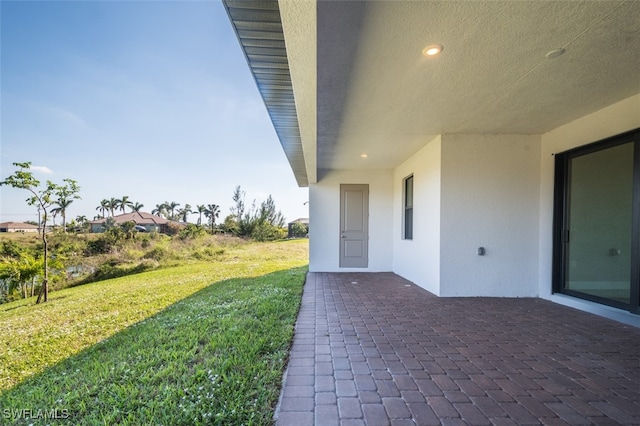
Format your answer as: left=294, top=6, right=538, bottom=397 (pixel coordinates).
left=0, top=0, right=308, bottom=224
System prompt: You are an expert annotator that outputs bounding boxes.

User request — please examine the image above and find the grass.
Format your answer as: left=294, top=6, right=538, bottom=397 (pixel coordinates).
left=0, top=239, right=308, bottom=425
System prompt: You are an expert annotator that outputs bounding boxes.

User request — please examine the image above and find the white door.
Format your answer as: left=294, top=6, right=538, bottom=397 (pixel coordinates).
left=339, top=184, right=369, bottom=268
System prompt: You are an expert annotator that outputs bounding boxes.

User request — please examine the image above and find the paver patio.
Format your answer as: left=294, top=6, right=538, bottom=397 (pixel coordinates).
left=276, top=272, right=640, bottom=425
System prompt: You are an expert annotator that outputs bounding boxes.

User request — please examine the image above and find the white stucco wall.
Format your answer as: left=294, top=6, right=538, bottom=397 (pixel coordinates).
left=392, top=136, right=442, bottom=295
left=439, top=134, right=542, bottom=297
left=308, top=169, right=393, bottom=272
left=539, top=93, right=640, bottom=301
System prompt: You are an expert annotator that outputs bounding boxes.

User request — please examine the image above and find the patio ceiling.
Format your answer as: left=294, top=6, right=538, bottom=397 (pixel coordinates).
left=225, top=1, right=640, bottom=184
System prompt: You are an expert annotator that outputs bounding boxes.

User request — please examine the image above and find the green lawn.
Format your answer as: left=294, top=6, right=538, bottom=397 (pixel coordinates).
left=0, top=239, right=308, bottom=425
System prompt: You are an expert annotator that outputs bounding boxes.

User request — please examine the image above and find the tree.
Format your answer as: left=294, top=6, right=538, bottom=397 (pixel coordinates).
left=116, top=196, right=133, bottom=214
left=54, top=180, right=81, bottom=230
left=290, top=221, right=309, bottom=238
left=131, top=202, right=144, bottom=212
left=96, top=199, right=109, bottom=218
left=0, top=253, right=41, bottom=299
left=152, top=203, right=167, bottom=217
left=231, top=186, right=245, bottom=221
left=259, top=195, right=286, bottom=228
left=178, top=204, right=192, bottom=223
left=75, top=215, right=89, bottom=232
left=204, top=204, right=220, bottom=234
left=52, top=196, right=77, bottom=232
left=229, top=186, right=286, bottom=240
left=220, top=214, right=238, bottom=234
left=195, top=204, right=206, bottom=226
left=107, top=197, right=118, bottom=217
left=50, top=207, right=59, bottom=227
left=166, top=201, right=180, bottom=221
left=120, top=221, right=137, bottom=240
left=0, top=162, right=81, bottom=303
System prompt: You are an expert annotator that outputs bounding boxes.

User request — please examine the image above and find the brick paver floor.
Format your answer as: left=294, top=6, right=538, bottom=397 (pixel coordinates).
left=275, top=272, right=640, bottom=425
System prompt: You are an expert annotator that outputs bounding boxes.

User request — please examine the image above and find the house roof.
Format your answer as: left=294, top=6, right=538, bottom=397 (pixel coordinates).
left=88, top=212, right=169, bottom=226
left=224, top=0, right=640, bottom=185
left=288, top=217, right=309, bottom=225
left=0, top=222, right=39, bottom=229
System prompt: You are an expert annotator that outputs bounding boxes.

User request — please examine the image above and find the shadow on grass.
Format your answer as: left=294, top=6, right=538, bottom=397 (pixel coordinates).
left=0, top=266, right=308, bottom=426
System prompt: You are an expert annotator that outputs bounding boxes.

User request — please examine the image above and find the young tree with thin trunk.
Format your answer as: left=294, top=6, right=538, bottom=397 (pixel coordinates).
left=0, top=162, right=80, bottom=303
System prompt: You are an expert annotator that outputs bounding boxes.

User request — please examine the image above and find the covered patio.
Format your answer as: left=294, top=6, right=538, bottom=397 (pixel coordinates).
left=276, top=273, right=640, bottom=425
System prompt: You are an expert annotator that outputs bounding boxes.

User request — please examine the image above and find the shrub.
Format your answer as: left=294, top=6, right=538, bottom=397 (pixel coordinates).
left=251, top=223, right=287, bottom=242
left=143, top=246, right=170, bottom=261
left=125, top=249, right=144, bottom=260
left=178, top=223, right=207, bottom=240
left=289, top=222, right=309, bottom=238
left=192, top=246, right=225, bottom=260
left=85, top=237, right=113, bottom=255
left=165, top=222, right=183, bottom=236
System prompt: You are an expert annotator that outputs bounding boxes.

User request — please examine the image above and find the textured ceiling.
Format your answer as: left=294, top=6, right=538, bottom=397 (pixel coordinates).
left=317, top=0, right=640, bottom=172
left=226, top=1, right=640, bottom=184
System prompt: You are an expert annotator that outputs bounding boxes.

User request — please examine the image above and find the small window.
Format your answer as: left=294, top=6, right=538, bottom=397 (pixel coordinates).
left=403, top=175, right=413, bottom=240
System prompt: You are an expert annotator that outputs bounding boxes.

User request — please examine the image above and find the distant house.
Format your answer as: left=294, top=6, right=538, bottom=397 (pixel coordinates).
left=288, top=218, right=309, bottom=238
left=0, top=222, right=39, bottom=233
left=89, top=212, right=170, bottom=233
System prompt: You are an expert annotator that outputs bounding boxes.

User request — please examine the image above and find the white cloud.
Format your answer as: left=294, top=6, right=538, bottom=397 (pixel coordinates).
left=31, top=165, right=53, bottom=174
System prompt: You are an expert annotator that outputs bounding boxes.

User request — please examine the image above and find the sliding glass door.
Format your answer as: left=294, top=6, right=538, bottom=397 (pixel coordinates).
left=554, top=129, right=640, bottom=313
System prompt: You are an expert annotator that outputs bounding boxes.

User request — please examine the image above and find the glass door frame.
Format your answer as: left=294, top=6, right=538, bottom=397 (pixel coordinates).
left=552, top=128, right=640, bottom=314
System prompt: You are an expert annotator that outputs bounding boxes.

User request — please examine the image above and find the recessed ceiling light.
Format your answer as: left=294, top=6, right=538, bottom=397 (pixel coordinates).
left=422, top=44, right=443, bottom=57
left=545, top=48, right=565, bottom=59
left=360, top=153, right=369, bottom=158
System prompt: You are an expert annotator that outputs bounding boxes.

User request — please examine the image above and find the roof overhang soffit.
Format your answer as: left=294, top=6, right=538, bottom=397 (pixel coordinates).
left=223, top=0, right=310, bottom=187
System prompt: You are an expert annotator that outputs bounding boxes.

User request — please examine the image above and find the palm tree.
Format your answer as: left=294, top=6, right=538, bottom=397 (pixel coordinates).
left=178, top=204, right=192, bottom=223
left=131, top=202, right=144, bottom=212
left=0, top=253, right=42, bottom=299
left=53, top=198, right=74, bottom=232
left=116, top=196, right=133, bottom=214
left=107, top=197, right=118, bottom=217
left=152, top=203, right=167, bottom=218
left=75, top=215, right=88, bottom=232
left=166, top=201, right=180, bottom=221
left=50, top=207, right=59, bottom=227
left=196, top=204, right=206, bottom=226
left=204, top=204, right=220, bottom=234
left=96, top=199, right=109, bottom=218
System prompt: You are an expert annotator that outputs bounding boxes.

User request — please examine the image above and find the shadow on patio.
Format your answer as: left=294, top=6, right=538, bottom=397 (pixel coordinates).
left=276, top=272, right=640, bottom=425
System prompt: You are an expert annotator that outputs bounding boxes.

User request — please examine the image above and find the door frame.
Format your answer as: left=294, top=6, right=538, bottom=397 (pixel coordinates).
left=339, top=184, right=369, bottom=268
left=552, top=128, right=640, bottom=314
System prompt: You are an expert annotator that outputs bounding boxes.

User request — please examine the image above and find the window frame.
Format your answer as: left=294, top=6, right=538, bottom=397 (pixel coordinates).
left=402, top=174, right=414, bottom=240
